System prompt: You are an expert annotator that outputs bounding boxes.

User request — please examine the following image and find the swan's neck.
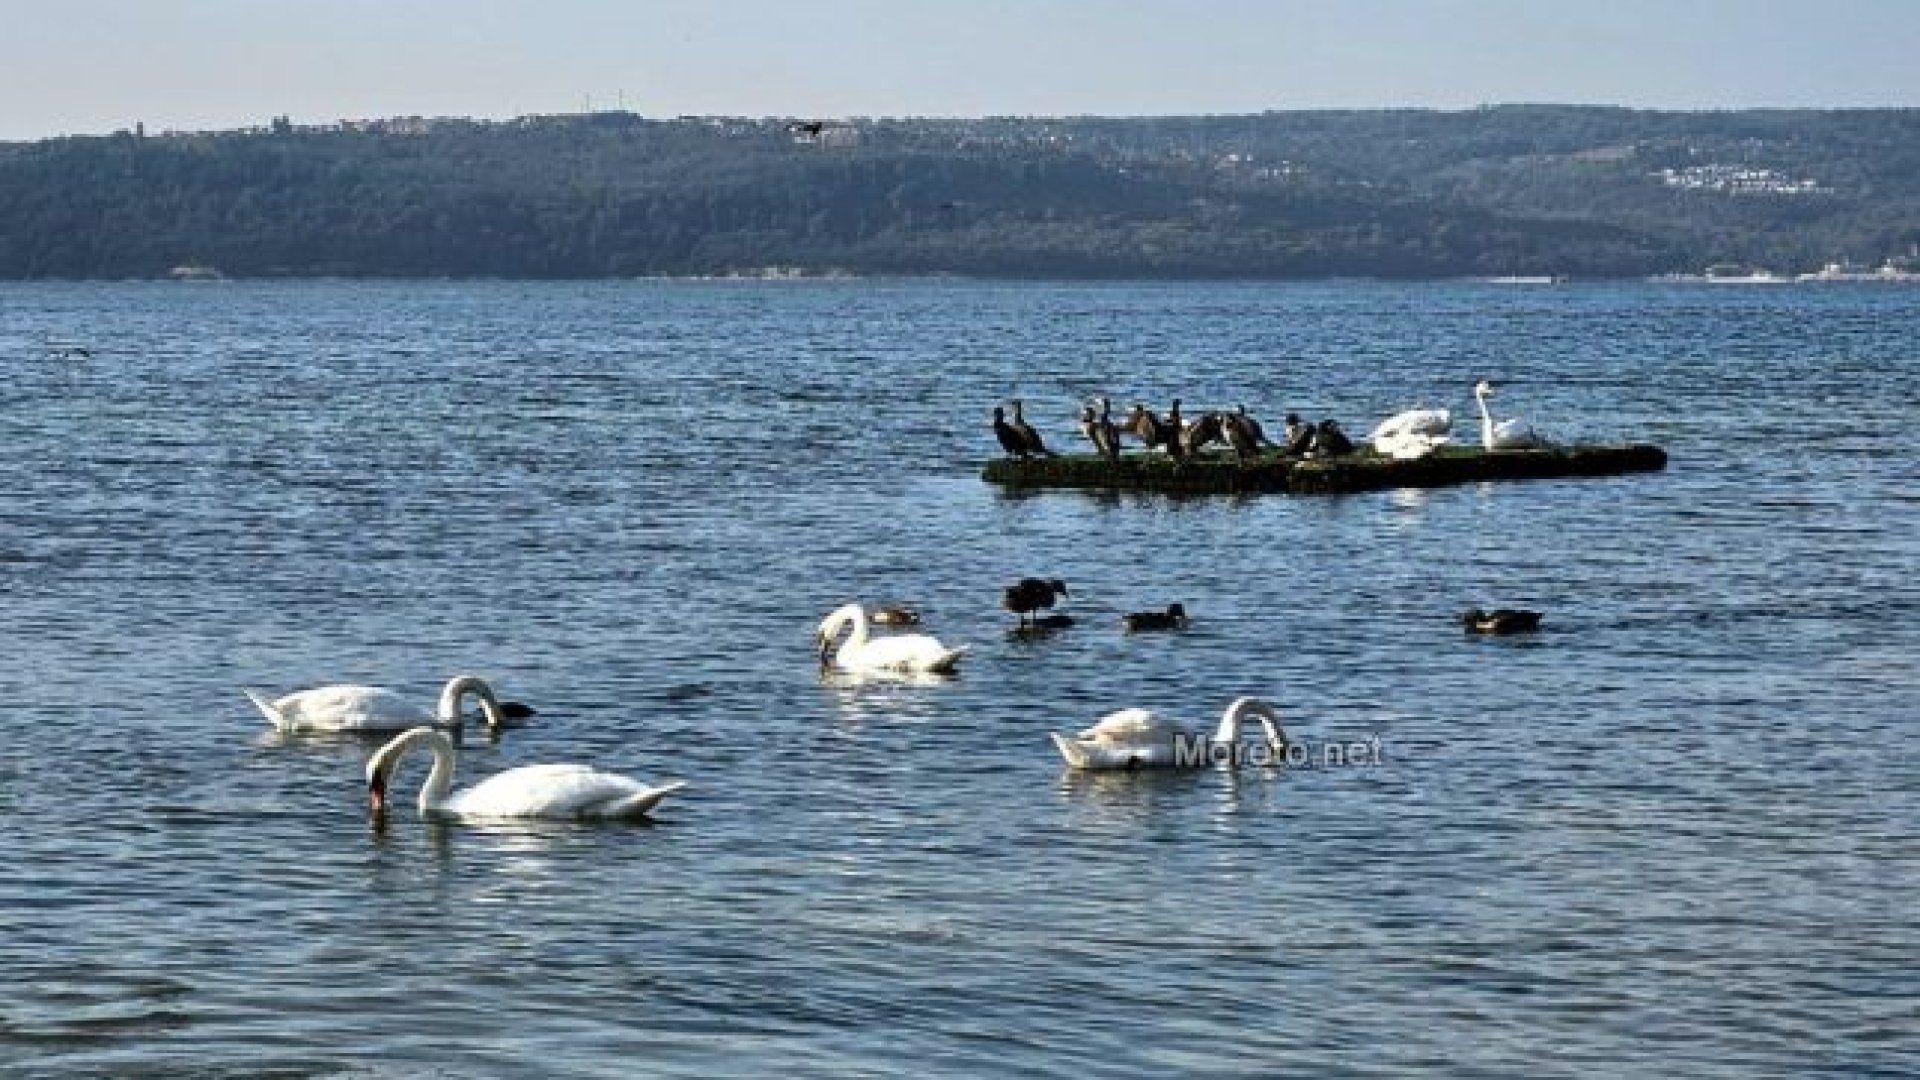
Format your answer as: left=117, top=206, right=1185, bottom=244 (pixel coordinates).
left=414, top=730, right=457, bottom=811
left=1212, top=698, right=1285, bottom=750
left=437, top=675, right=501, bottom=729
left=1475, top=392, right=1496, bottom=446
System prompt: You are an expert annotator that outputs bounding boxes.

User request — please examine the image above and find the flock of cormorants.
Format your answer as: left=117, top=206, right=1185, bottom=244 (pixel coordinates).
left=995, top=396, right=1358, bottom=464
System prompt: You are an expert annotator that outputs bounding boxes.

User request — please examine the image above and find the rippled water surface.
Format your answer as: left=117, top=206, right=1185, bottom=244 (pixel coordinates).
left=1, top=280, right=1914, bottom=1077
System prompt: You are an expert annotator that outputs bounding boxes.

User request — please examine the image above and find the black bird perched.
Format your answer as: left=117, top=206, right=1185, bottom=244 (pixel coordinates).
left=1312, top=419, right=1355, bottom=457
left=1461, top=608, right=1543, bottom=635
left=1121, top=603, right=1189, bottom=632
left=1180, top=411, right=1225, bottom=458
left=1009, top=399, right=1050, bottom=457
left=1003, top=577, right=1069, bottom=627
left=1233, top=404, right=1269, bottom=448
left=1077, top=403, right=1100, bottom=448
left=992, top=406, right=1029, bottom=458
left=1282, top=412, right=1315, bottom=456
left=1094, top=397, right=1121, bottom=463
left=1164, top=398, right=1189, bottom=461
left=1124, top=402, right=1171, bottom=451
left=1222, top=410, right=1260, bottom=462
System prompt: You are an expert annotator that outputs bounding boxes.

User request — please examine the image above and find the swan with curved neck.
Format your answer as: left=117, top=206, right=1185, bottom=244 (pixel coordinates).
left=1051, top=696, right=1287, bottom=770
left=245, top=674, right=521, bottom=735
left=366, top=727, right=685, bottom=822
left=817, top=603, right=968, bottom=675
left=1472, top=380, right=1548, bottom=450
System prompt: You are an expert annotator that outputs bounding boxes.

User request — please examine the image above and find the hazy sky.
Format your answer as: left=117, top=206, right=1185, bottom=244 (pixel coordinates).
left=4, top=0, right=1916, bottom=139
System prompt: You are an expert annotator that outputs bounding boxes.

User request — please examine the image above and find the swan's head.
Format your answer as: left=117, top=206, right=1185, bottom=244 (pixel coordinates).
left=1474, top=379, right=1496, bottom=399
left=365, top=733, right=407, bottom=816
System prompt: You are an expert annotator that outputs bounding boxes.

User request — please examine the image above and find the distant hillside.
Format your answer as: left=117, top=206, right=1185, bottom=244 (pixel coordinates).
left=2, top=106, right=1916, bottom=280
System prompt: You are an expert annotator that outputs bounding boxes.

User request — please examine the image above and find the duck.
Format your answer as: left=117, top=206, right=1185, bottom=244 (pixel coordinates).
left=869, top=604, right=922, bottom=626
left=1462, top=607, right=1543, bottom=634
left=366, top=727, right=685, bottom=822
left=1121, top=603, right=1188, bottom=632
left=245, top=674, right=527, bottom=735
left=817, top=602, right=968, bottom=674
left=1010, top=612, right=1076, bottom=638
left=1051, top=696, right=1287, bottom=770
left=1472, top=380, right=1550, bottom=450
left=1002, top=577, right=1069, bottom=628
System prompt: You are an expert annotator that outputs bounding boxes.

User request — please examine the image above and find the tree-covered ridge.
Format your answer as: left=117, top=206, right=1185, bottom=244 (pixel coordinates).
left=2, top=106, right=1915, bottom=279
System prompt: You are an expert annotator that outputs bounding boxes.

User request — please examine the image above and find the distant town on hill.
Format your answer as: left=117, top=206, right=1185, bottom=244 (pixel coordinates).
left=2, top=106, right=1916, bottom=280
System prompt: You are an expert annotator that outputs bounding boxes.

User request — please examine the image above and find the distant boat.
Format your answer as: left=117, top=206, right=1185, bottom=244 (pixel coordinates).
left=1480, top=274, right=1566, bottom=285
left=1656, top=263, right=1792, bottom=284
left=168, top=264, right=225, bottom=281
left=1700, top=263, right=1789, bottom=284
left=1795, top=259, right=1920, bottom=283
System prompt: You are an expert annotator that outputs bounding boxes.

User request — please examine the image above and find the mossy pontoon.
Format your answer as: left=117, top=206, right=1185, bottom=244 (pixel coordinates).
left=982, top=443, right=1668, bottom=496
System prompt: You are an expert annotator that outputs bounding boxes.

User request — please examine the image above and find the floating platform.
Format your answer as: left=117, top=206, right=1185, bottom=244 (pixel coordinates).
left=982, top=443, right=1668, bottom=496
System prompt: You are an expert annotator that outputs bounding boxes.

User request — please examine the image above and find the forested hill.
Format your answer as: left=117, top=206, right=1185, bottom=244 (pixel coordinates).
left=3, top=106, right=1917, bottom=280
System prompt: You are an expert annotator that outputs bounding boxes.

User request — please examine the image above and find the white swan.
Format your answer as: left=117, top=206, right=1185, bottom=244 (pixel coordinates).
left=1472, top=380, right=1550, bottom=450
left=366, top=727, right=685, bottom=822
left=1051, top=696, right=1287, bottom=770
left=245, top=674, right=517, bottom=734
left=1368, top=406, right=1453, bottom=459
left=816, top=603, right=968, bottom=675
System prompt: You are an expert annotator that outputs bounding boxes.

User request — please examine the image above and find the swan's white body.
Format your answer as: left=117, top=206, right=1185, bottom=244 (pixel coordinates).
left=1368, top=407, right=1453, bottom=460
left=1473, top=381, right=1549, bottom=450
left=366, top=727, right=685, bottom=821
left=246, top=674, right=508, bottom=734
left=1051, top=697, right=1287, bottom=770
left=817, top=603, right=967, bottom=675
